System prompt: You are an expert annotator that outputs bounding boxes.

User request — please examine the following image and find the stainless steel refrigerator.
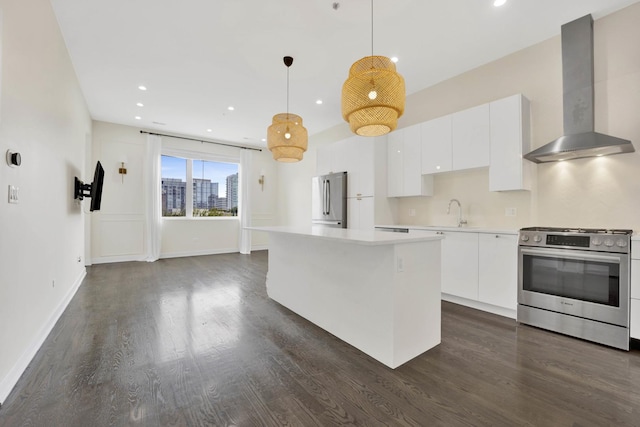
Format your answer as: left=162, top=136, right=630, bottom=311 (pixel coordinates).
left=312, top=171, right=347, bottom=228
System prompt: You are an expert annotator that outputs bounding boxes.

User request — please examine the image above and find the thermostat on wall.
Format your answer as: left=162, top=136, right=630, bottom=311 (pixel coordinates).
left=6, top=150, right=21, bottom=167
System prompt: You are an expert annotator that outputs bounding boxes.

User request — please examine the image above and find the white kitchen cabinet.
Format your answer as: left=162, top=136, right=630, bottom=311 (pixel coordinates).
left=387, top=131, right=404, bottom=197
left=452, top=104, right=490, bottom=170
left=478, top=233, right=518, bottom=310
left=630, top=241, right=640, bottom=339
left=441, top=231, right=479, bottom=300
left=316, top=145, right=332, bottom=176
left=403, top=124, right=424, bottom=196
left=632, top=259, right=640, bottom=300
left=489, top=94, right=532, bottom=191
left=345, top=136, right=375, bottom=198
left=421, top=115, right=453, bottom=174
left=316, top=136, right=375, bottom=198
left=631, top=299, right=640, bottom=340
left=387, top=125, right=433, bottom=198
left=348, top=196, right=374, bottom=230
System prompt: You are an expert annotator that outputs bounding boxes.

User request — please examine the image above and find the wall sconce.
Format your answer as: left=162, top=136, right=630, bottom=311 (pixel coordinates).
left=258, top=172, right=265, bottom=191
left=118, top=157, right=127, bottom=183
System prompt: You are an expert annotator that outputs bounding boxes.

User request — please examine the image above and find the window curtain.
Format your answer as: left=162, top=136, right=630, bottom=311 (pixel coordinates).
left=239, top=148, right=252, bottom=254
left=145, top=134, right=162, bottom=262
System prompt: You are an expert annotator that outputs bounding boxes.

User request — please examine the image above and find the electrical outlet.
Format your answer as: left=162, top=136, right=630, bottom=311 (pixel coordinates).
left=8, top=185, right=19, bottom=204
left=397, top=256, right=404, bottom=273
left=52, top=279, right=55, bottom=288
left=409, top=208, right=416, bottom=217
left=505, top=207, right=517, bottom=217
left=77, top=256, right=82, bottom=263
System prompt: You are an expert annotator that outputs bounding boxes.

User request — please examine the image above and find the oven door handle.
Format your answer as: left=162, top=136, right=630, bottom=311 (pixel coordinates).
left=519, top=247, right=622, bottom=263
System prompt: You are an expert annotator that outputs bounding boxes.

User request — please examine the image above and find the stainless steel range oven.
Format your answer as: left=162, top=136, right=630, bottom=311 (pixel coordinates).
left=518, top=227, right=632, bottom=350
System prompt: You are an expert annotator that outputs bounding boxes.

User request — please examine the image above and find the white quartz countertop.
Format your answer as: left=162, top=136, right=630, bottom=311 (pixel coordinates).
left=248, top=226, right=445, bottom=246
left=375, top=225, right=519, bottom=235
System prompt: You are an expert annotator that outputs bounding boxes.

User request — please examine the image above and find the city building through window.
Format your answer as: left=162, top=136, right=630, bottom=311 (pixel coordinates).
left=161, top=154, right=239, bottom=217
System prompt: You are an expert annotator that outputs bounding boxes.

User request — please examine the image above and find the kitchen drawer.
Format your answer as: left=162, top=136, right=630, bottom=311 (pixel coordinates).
left=632, top=259, right=640, bottom=299
left=631, top=299, right=640, bottom=340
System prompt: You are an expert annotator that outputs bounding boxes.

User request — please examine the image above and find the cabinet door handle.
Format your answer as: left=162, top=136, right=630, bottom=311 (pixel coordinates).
left=495, top=235, right=500, bottom=238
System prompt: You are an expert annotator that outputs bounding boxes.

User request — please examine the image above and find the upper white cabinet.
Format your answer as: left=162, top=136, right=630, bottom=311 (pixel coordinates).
left=441, top=231, right=479, bottom=300
left=478, top=233, right=518, bottom=310
left=317, top=136, right=390, bottom=230
left=316, top=145, right=332, bottom=176
left=421, top=115, right=452, bottom=174
left=387, top=131, right=404, bottom=197
left=489, top=94, right=532, bottom=191
left=316, top=136, right=375, bottom=198
left=452, top=104, right=490, bottom=170
left=387, top=124, right=434, bottom=198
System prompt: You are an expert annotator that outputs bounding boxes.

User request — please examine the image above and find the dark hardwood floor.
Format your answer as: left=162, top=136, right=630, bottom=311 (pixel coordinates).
left=1, top=251, right=639, bottom=426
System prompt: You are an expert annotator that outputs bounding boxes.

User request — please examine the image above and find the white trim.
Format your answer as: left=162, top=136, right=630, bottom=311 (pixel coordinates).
left=162, top=147, right=239, bottom=163
left=251, top=245, right=269, bottom=251
left=90, top=254, right=146, bottom=265
left=160, top=248, right=239, bottom=259
left=0, top=269, right=87, bottom=405
left=441, top=293, right=517, bottom=320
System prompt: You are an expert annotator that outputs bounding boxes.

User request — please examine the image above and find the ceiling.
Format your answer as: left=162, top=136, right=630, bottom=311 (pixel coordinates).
left=50, top=0, right=640, bottom=148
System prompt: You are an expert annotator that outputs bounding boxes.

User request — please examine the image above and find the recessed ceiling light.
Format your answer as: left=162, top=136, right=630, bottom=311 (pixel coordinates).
left=136, top=102, right=144, bottom=107
left=261, top=138, right=266, bottom=142
left=138, top=85, right=147, bottom=91
left=391, top=57, right=399, bottom=63
left=316, top=99, right=323, bottom=105
left=493, top=0, right=507, bottom=7
left=207, top=129, right=212, bottom=132
left=135, top=116, right=141, bottom=120
left=227, top=106, right=235, bottom=111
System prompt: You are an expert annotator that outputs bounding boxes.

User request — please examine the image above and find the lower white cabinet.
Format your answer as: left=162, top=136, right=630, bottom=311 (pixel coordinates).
left=631, top=299, right=640, bottom=340
left=432, top=228, right=518, bottom=316
left=441, top=231, right=479, bottom=300
left=348, top=197, right=374, bottom=230
left=631, top=250, right=640, bottom=340
left=478, top=233, right=518, bottom=310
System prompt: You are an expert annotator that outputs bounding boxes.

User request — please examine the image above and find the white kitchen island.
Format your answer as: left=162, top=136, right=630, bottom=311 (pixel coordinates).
left=250, top=226, right=443, bottom=369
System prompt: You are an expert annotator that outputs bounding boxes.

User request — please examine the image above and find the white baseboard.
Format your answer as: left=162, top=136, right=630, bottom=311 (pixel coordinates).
left=91, top=247, right=268, bottom=265
left=442, top=293, right=517, bottom=320
left=0, top=268, right=87, bottom=405
left=90, top=254, right=146, bottom=265
left=159, top=247, right=239, bottom=259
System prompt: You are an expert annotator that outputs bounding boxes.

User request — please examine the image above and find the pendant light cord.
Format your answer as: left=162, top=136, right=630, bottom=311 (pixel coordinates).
left=371, top=0, right=374, bottom=58
left=286, top=65, right=290, bottom=118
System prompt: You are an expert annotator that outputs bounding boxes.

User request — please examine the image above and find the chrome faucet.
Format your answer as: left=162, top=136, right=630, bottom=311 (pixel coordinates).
left=447, top=199, right=467, bottom=227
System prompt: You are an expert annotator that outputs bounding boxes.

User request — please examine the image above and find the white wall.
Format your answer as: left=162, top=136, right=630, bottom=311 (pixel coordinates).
left=0, top=0, right=92, bottom=404
left=91, top=121, right=278, bottom=263
left=279, top=3, right=640, bottom=231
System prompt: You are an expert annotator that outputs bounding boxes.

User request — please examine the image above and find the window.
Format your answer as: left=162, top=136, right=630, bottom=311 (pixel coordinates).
left=161, top=154, right=239, bottom=218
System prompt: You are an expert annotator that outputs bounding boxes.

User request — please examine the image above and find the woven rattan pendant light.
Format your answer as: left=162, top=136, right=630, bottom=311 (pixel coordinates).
left=341, top=0, right=405, bottom=136
left=267, top=56, right=308, bottom=162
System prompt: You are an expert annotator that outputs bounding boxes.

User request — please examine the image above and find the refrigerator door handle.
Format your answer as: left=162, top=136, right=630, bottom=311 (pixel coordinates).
left=325, top=179, right=331, bottom=215
left=322, top=179, right=327, bottom=215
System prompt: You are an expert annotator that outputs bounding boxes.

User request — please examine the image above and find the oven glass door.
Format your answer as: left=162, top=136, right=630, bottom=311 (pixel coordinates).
left=521, top=249, right=620, bottom=307
left=519, top=245, right=630, bottom=323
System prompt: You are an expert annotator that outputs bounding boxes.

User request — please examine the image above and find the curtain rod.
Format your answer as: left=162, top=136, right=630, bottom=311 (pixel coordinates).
left=140, top=130, right=262, bottom=152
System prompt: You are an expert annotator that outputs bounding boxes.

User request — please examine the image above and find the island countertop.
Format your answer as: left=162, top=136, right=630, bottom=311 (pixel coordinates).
left=248, top=225, right=445, bottom=246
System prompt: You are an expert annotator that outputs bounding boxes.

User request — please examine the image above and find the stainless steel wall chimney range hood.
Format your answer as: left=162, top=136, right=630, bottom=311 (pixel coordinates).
left=524, top=14, right=634, bottom=163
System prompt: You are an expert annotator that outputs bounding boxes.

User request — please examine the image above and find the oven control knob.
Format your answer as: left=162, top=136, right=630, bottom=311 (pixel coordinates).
left=604, top=238, right=614, bottom=247
left=533, top=235, right=542, bottom=243
left=616, top=239, right=628, bottom=248
left=592, top=237, right=602, bottom=246
left=521, top=235, right=529, bottom=242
